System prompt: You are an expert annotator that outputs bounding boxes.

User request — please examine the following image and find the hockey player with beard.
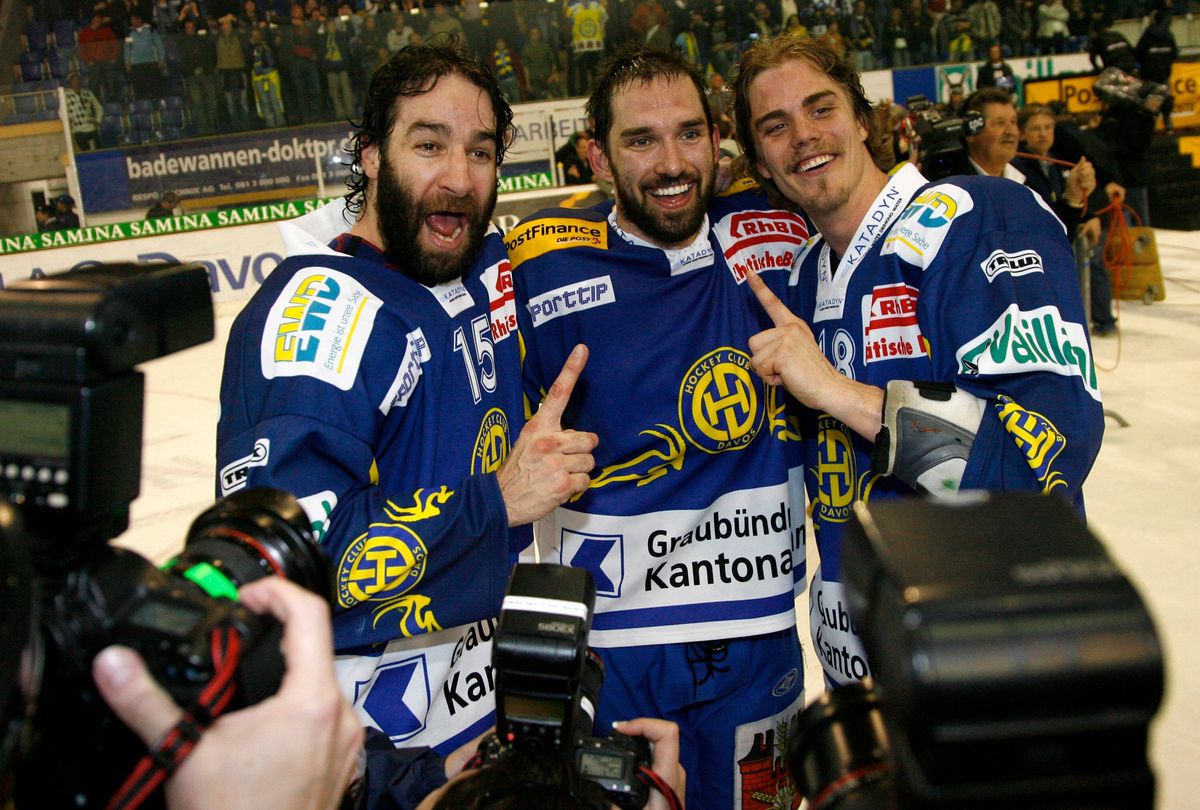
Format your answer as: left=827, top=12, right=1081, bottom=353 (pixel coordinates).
left=733, top=34, right=1103, bottom=688
left=217, top=45, right=597, bottom=754
left=509, top=46, right=810, bottom=810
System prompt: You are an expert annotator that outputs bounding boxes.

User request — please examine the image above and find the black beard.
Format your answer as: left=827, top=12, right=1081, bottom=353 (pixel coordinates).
left=373, top=151, right=497, bottom=286
left=613, top=167, right=713, bottom=247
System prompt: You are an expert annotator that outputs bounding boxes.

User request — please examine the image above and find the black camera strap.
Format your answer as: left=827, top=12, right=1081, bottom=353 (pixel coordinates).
left=104, top=624, right=243, bottom=810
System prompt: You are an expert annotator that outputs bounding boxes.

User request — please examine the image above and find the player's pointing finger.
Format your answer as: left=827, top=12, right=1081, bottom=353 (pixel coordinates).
left=747, top=270, right=798, bottom=327
left=538, top=344, right=588, bottom=427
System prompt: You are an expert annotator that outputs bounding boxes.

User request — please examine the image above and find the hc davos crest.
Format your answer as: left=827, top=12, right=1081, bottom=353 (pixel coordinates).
left=678, top=348, right=763, bottom=454
left=560, top=528, right=624, bottom=598
left=472, top=408, right=510, bottom=475
left=337, top=524, right=428, bottom=608
left=354, top=653, right=432, bottom=743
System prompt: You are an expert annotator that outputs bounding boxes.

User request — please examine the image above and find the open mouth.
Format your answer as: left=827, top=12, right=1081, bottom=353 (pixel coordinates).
left=425, top=212, right=467, bottom=246
left=648, top=182, right=694, bottom=203
left=793, top=153, right=835, bottom=173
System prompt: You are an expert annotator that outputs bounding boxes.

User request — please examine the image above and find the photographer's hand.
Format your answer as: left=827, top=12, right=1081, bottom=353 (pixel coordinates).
left=93, top=578, right=363, bottom=810
left=614, top=718, right=686, bottom=810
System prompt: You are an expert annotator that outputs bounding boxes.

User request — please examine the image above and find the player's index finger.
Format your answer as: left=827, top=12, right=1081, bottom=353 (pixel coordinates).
left=746, top=270, right=795, bottom=326
left=539, top=343, right=588, bottom=423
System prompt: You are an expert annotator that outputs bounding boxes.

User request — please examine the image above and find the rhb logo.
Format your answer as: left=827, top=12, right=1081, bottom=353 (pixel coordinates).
left=719, top=210, right=808, bottom=283
left=862, top=283, right=926, bottom=364
left=483, top=259, right=517, bottom=343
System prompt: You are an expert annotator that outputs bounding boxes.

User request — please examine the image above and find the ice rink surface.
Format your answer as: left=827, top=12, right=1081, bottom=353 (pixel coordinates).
left=119, top=228, right=1200, bottom=808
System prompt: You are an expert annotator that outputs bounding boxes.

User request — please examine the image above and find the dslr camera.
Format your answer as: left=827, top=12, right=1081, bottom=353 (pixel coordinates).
left=479, top=563, right=653, bottom=808
left=899, top=94, right=984, bottom=181
left=0, top=263, right=332, bottom=808
left=790, top=493, right=1163, bottom=809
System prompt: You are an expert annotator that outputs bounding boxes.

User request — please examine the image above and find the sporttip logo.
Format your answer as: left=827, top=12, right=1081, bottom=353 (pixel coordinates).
left=980, top=249, right=1044, bottom=282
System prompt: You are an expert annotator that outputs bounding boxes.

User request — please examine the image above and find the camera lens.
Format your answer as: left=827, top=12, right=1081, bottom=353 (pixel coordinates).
left=169, top=487, right=333, bottom=602
left=790, top=681, right=894, bottom=810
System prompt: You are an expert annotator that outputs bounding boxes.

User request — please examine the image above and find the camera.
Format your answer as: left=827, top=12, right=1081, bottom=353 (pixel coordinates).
left=0, top=263, right=333, bottom=808
left=790, top=493, right=1164, bottom=809
left=479, top=563, right=653, bottom=808
left=899, top=94, right=984, bottom=182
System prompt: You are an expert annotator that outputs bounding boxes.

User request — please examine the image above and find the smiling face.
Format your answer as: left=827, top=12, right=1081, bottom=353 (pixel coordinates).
left=967, top=100, right=1019, bottom=175
left=590, top=74, right=719, bottom=249
left=361, top=72, right=499, bottom=285
left=1020, top=110, right=1055, bottom=156
left=747, top=57, right=877, bottom=223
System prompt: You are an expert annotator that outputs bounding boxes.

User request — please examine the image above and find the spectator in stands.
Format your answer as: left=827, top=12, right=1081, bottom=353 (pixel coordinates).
left=152, top=0, right=177, bottom=34
left=354, top=14, right=386, bottom=92
left=63, top=70, right=103, bottom=152
left=34, top=203, right=56, bottom=232
left=78, top=12, right=121, bottom=103
left=1002, top=0, right=1034, bottom=56
left=554, top=129, right=593, bottom=185
left=179, top=18, right=221, bottom=135
left=568, top=0, right=608, bottom=95
left=1066, top=0, right=1089, bottom=42
left=903, top=0, right=934, bottom=63
left=1136, top=8, right=1177, bottom=132
left=240, top=0, right=267, bottom=28
left=631, top=0, right=669, bottom=44
left=674, top=10, right=706, bottom=70
left=216, top=14, right=251, bottom=130
left=881, top=6, right=911, bottom=67
left=846, top=0, right=877, bottom=70
left=1037, top=0, right=1070, bottom=53
left=53, top=194, right=80, bottom=229
left=708, top=2, right=740, bottom=77
left=423, top=1, right=464, bottom=46
left=458, top=0, right=488, bottom=61
left=1089, top=14, right=1137, bottom=72
left=317, top=7, right=355, bottom=121
left=817, top=15, right=847, bottom=58
left=521, top=24, right=560, bottom=100
left=250, top=25, right=285, bottom=127
left=177, top=0, right=204, bottom=30
left=489, top=33, right=524, bottom=102
left=976, top=42, right=1015, bottom=89
left=939, top=0, right=975, bottom=61
left=145, top=190, right=179, bottom=218
left=124, top=11, right=166, bottom=100
left=968, top=0, right=1002, bottom=48
left=385, top=13, right=415, bottom=52
left=279, top=5, right=321, bottom=123
left=748, top=0, right=777, bottom=40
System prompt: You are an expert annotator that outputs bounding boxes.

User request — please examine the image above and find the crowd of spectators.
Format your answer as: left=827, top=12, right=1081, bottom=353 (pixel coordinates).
left=12, top=0, right=1178, bottom=150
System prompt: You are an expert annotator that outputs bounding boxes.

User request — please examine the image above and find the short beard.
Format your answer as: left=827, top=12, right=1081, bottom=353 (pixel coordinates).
left=612, top=165, right=713, bottom=247
left=373, top=150, right=497, bottom=287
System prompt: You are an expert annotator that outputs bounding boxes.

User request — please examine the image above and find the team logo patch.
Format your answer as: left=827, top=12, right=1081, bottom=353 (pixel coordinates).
left=471, top=408, right=510, bottom=474
left=355, top=653, right=432, bottom=743
left=994, top=395, right=1069, bottom=493
left=261, top=269, right=382, bottom=390
left=482, top=258, right=518, bottom=343
left=219, top=438, right=269, bottom=496
left=296, top=490, right=337, bottom=544
left=526, top=275, right=615, bottom=327
left=733, top=695, right=804, bottom=809
left=678, top=348, right=763, bottom=454
left=379, top=328, right=430, bottom=416
left=980, top=249, right=1044, bottom=282
left=560, top=528, right=624, bottom=598
left=812, top=415, right=879, bottom=525
left=337, top=524, right=428, bottom=608
left=713, top=209, right=808, bottom=283
left=772, top=667, right=800, bottom=697
left=884, top=184, right=975, bottom=268
left=504, top=218, right=607, bottom=267
left=956, top=304, right=1100, bottom=401
left=861, top=283, right=927, bottom=364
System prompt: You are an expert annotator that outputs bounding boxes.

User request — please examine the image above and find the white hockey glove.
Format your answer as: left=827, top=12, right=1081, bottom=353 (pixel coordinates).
left=872, top=380, right=988, bottom=498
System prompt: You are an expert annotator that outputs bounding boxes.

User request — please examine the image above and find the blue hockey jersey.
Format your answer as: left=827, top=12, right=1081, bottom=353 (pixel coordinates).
left=509, top=188, right=810, bottom=648
left=217, top=229, right=526, bottom=652
left=795, top=164, right=1105, bottom=685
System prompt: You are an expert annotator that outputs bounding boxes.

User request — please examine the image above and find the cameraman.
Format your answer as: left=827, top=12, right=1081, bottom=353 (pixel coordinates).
left=93, top=577, right=685, bottom=810
left=92, top=577, right=364, bottom=810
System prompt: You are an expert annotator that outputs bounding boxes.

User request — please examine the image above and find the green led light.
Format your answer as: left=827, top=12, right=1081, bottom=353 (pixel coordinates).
left=181, top=562, right=239, bottom=601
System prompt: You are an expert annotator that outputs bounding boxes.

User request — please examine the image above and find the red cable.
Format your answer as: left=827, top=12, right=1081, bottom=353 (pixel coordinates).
left=809, top=763, right=890, bottom=810
left=637, top=765, right=683, bottom=810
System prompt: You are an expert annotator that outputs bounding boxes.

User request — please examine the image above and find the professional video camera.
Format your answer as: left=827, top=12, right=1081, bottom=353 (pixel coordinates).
left=478, top=563, right=666, bottom=809
left=790, top=493, right=1163, bottom=809
left=0, top=263, right=332, bottom=809
left=899, top=94, right=984, bottom=181
left=1093, top=66, right=1171, bottom=112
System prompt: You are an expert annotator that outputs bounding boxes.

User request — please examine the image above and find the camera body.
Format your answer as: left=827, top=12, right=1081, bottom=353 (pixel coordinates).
left=900, top=95, right=984, bottom=181
left=483, top=563, right=652, bottom=808
left=0, top=264, right=332, bottom=808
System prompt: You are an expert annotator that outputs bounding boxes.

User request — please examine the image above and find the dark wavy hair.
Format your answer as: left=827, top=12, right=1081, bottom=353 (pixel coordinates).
left=732, top=34, right=891, bottom=202
left=585, top=44, right=714, bottom=156
left=343, top=43, right=515, bottom=217
left=962, top=86, right=1014, bottom=119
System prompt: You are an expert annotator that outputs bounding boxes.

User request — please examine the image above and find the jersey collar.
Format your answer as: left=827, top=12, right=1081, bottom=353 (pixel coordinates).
left=607, top=208, right=715, bottom=275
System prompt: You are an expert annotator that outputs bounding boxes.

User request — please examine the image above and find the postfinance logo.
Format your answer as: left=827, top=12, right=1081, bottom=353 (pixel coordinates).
left=337, top=524, right=428, bottom=608
left=472, top=408, right=510, bottom=474
left=994, top=395, right=1068, bottom=493
left=503, top=217, right=607, bottom=267
left=679, top=348, right=763, bottom=454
